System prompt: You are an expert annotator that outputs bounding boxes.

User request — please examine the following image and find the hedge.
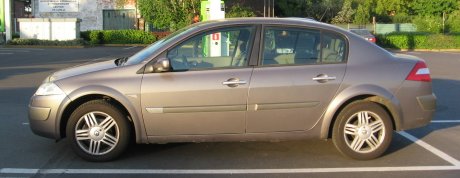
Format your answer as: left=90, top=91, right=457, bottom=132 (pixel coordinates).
left=7, top=38, right=87, bottom=46
left=377, top=32, right=460, bottom=49
left=81, top=30, right=157, bottom=45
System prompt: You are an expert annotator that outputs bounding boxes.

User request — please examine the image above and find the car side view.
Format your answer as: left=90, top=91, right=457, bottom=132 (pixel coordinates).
left=28, top=18, right=436, bottom=162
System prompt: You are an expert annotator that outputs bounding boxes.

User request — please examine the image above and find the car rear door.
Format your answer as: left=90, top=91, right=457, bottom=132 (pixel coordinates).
left=247, top=26, right=347, bottom=133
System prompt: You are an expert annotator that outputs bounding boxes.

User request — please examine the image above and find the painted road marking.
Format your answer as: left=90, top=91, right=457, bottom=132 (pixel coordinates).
left=0, top=48, right=44, bottom=50
left=432, top=120, right=460, bottom=123
left=0, top=53, right=13, bottom=55
left=0, top=50, right=31, bottom=53
left=398, top=131, right=460, bottom=166
left=2, top=121, right=459, bottom=175
left=1, top=166, right=460, bottom=175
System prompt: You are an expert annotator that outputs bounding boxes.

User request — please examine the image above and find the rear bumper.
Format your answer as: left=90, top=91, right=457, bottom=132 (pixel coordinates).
left=395, top=81, right=436, bottom=130
left=417, top=94, right=437, bottom=111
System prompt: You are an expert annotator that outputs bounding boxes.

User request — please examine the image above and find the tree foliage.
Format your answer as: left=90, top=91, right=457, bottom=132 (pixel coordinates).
left=275, top=0, right=343, bottom=22
left=138, top=0, right=200, bottom=31
left=353, top=0, right=373, bottom=25
left=226, top=4, right=256, bottom=18
left=331, top=0, right=355, bottom=24
left=412, top=0, right=458, bottom=16
left=375, top=0, right=411, bottom=15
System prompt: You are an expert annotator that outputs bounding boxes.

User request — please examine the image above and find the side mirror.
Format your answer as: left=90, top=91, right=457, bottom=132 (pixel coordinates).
left=146, top=58, right=171, bottom=73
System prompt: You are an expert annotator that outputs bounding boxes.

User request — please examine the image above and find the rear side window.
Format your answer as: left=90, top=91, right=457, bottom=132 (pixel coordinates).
left=261, top=27, right=347, bottom=66
left=321, top=32, right=346, bottom=63
left=262, top=27, right=321, bottom=65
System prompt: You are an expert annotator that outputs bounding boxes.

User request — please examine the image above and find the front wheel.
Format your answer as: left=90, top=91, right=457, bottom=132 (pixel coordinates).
left=332, top=101, right=393, bottom=160
left=67, top=100, right=131, bottom=162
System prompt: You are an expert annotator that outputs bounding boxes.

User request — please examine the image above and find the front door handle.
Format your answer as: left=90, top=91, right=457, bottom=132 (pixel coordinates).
left=222, top=78, right=247, bottom=87
left=312, top=74, right=336, bottom=83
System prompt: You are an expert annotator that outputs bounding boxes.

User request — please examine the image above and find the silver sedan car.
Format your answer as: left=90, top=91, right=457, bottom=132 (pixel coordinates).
left=28, top=18, right=436, bottom=162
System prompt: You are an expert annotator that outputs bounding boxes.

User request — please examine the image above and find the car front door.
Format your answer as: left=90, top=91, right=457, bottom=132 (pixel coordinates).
left=247, top=27, right=347, bottom=133
left=141, top=26, right=255, bottom=136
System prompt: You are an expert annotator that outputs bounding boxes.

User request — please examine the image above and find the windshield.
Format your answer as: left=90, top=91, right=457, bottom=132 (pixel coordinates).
left=124, top=25, right=198, bottom=65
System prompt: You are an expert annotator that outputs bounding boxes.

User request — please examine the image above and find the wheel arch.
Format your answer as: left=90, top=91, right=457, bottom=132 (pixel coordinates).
left=320, top=84, right=403, bottom=139
left=57, top=85, right=145, bottom=143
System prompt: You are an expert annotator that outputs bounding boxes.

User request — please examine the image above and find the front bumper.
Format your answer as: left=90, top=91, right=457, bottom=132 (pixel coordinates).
left=28, top=94, right=69, bottom=139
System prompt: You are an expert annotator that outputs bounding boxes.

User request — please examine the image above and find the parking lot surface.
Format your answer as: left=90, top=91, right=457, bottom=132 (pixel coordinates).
left=1, top=47, right=460, bottom=177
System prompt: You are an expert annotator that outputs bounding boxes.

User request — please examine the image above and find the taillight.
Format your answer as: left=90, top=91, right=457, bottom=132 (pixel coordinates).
left=406, top=61, right=431, bottom=82
left=368, top=37, right=376, bottom=43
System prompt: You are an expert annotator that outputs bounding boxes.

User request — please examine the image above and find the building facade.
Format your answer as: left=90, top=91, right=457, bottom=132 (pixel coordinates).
left=32, top=0, right=138, bottom=31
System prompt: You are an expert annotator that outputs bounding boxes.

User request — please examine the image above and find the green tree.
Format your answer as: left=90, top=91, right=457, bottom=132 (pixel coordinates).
left=138, top=0, right=200, bottom=31
left=331, top=0, right=355, bottom=24
left=375, top=0, right=412, bottom=15
left=413, top=15, right=443, bottom=33
left=353, top=0, right=373, bottom=25
left=275, top=0, right=307, bottom=17
left=447, top=10, right=460, bottom=32
left=412, top=0, right=458, bottom=16
left=275, top=0, right=343, bottom=23
left=226, top=4, right=256, bottom=18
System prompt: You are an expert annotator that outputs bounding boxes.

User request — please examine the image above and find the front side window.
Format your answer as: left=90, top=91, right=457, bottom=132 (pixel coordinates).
left=167, top=26, right=254, bottom=71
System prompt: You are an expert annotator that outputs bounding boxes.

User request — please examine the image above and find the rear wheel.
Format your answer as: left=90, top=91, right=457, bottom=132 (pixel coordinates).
left=332, top=101, right=393, bottom=160
left=67, top=100, right=130, bottom=162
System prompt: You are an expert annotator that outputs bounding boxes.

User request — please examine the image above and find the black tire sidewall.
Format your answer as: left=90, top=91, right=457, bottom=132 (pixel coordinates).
left=332, top=101, right=393, bottom=160
left=66, top=100, right=130, bottom=162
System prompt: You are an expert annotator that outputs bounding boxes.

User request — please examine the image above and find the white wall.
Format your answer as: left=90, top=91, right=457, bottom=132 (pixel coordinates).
left=32, top=0, right=136, bottom=31
left=18, top=18, right=80, bottom=40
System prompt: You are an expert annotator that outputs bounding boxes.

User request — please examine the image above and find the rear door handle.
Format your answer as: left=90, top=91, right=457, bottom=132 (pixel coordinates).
left=222, top=78, right=247, bottom=87
left=312, top=74, right=336, bottom=83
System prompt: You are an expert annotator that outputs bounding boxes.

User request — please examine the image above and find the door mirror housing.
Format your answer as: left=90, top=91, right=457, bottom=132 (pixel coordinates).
left=146, top=58, right=171, bottom=73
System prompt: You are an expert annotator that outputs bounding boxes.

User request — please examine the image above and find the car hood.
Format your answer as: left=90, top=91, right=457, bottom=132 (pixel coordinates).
left=49, top=59, right=118, bottom=82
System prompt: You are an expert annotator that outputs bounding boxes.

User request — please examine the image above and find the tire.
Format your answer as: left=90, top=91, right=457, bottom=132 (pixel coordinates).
left=332, top=101, right=393, bottom=160
left=66, top=100, right=131, bottom=162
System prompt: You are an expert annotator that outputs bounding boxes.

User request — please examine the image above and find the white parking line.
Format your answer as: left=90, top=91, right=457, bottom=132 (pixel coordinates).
left=398, top=131, right=460, bottom=166
left=0, top=50, right=30, bottom=52
left=432, top=120, right=460, bottom=123
left=0, top=53, right=13, bottom=55
left=1, top=166, right=460, bottom=175
left=0, top=48, right=44, bottom=50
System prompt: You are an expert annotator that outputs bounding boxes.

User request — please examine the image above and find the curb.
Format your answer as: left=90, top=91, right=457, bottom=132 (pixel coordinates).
left=3, top=45, right=86, bottom=48
left=2, top=44, right=148, bottom=48
left=100, top=44, right=149, bottom=47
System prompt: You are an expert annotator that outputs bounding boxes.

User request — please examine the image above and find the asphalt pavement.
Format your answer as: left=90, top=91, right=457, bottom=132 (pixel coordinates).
left=1, top=47, right=460, bottom=177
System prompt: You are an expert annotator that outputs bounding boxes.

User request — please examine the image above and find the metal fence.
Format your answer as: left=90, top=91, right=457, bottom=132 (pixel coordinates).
left=334, top=23, right=417, bottom=34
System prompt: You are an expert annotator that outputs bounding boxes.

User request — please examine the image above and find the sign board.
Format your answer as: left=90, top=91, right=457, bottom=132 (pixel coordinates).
left=39, top=0, right=79, bottom=13
left=0, top=0, right=5, bottom=32
left=210, top=32, right=221, bottom=57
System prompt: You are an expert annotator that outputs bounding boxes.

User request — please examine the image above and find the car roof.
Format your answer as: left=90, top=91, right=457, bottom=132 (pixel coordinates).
left=192, top=17, right=349, bottom=34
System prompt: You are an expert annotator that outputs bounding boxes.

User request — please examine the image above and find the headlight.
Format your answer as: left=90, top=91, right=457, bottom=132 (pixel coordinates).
left=35, top=83, right=65, bottom=96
